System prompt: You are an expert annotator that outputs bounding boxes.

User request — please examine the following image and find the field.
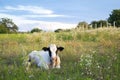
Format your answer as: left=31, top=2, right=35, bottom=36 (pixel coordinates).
left=0, top=27, right=120, bottom=80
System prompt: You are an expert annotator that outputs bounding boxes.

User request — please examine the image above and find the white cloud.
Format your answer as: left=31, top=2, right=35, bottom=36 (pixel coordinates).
left=2, top=5, right=73, bottom=18
left=5, top=5, right=53, bottom=14
left=21, top=14, right=70, bottom=18
left=0, top=5, right=77, bottom=31
left=36, top=21, right=77, bottom=31
left=18, top=20, right=77, bottom=32
left=17, top=19, right=77, bottom=31
left=0, top=13, right=77, bottom=32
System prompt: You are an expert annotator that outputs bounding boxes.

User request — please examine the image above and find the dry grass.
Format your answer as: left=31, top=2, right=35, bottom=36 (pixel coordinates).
left=0, top=27, right=120, bottom=80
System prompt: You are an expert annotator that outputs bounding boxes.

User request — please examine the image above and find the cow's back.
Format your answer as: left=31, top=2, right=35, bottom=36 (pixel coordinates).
left=29, top=50, right=50, bottom=67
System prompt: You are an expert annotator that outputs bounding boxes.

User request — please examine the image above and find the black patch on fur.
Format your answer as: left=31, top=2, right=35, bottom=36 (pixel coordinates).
left=28, top=59, right=31, bottom=62
left=42, top=47, right=49, bottom=51
left=48, top=48, right=52, bottom=57
left=42, top=46, right=64, bottom=65
left=56, top=47, right=64, bottom=55
left=58, top=47, right=64, bottom=51
left=42, top=47, right=52, bottom=57
left=42, top=46, right=64, bottom=57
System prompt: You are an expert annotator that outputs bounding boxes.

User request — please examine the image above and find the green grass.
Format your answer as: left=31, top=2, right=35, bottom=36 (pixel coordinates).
left=0, top=27, right=120, bottom=80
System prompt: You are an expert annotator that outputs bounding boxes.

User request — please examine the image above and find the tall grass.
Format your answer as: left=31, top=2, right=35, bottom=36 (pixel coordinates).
left=0, top=27, right=120, bottom=80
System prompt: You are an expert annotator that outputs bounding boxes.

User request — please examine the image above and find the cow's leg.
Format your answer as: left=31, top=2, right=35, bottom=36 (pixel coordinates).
left=26, top=57, right=32, bottom=70
left=55, top=56, right=61, bottom=68
left=51, top=57, right=57, bottom=68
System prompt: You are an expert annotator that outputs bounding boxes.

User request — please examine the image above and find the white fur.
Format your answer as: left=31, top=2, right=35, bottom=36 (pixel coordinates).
left=28, top=44, right=63, bottom=69
left=49, top=44, right=57, bottom=59
left=29, top=50, right=50, bottom=69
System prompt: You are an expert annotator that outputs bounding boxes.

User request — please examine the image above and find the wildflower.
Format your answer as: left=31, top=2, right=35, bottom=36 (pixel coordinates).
left=29, top=74, right=34, bottom=78
left=79, top=54, right=93, bottom=67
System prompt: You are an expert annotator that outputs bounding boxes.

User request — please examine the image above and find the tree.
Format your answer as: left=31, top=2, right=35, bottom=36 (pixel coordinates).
left=91, top=21, right=98, bottom=28
left=0, top=24, right=9, bottom=33
left=0, top=18, right=18, bottom=33
left=91, top=20, right=107, bottom=28
left=108, top=9, right=120, bottom=27
left=31, top=28, right=42, bottom=33
left=98, top=20, right=107, bottom=27
left=55, top=29, right=63, bottom=33
left=77, top=21, right=88, bottom=28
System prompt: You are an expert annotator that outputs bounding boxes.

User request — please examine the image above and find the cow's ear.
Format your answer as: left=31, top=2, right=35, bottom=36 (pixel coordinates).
left=57, top=47, right=64, bottom=51
left=42, top=47, right=49, bottom=51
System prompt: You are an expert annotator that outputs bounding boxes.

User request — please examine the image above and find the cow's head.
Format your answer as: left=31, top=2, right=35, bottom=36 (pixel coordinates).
left=42, top=44, right=64, bottom=68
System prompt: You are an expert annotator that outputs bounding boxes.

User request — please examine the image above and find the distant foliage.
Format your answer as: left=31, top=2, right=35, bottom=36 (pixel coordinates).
left=31, top=28, right=42, bottom=33
left=108, top=9, right=120, bottom=27
left=0, top=18, right=18, bottom=33
left=90, top=20, right=108, bottom=28
left=77, top=21, right=88, bottom=28
left=55, top=29, right=63, bottom=33
left=0, top=24, right=9, bottom=33
left=55, top=29, right=71, bottom=33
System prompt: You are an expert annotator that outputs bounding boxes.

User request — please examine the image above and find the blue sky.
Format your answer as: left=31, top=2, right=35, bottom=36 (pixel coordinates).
left=0, top=0, right=120, bottom=31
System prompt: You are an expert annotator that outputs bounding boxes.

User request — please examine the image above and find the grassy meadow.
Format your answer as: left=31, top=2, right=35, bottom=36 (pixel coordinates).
left=0, top=27, right=120, bottom=80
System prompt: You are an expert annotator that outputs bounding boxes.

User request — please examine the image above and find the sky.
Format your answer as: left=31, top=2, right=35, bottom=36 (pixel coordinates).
left=0, top=0, right=120, bottom=31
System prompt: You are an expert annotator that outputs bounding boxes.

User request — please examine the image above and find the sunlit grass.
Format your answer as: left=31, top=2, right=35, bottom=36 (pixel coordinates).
left=0, top=27, right=120, bottom=80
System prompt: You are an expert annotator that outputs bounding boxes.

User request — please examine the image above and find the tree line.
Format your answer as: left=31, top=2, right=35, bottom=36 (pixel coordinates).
left=56, top=9, right=120, bottom=32
left=0, top=9, right=120, bottom=33
left=76, top=9, right=120, bottom=29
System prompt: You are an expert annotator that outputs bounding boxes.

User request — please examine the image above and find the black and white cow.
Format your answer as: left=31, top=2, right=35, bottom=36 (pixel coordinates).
left=28, top=44, right=64, bottom=69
